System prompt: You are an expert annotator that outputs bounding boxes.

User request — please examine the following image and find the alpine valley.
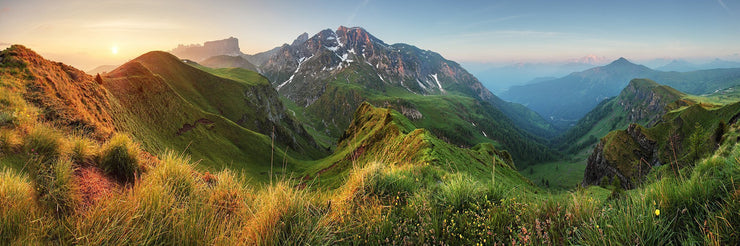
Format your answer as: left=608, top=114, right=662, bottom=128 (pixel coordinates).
left=2, top=24, right=740, bottom=245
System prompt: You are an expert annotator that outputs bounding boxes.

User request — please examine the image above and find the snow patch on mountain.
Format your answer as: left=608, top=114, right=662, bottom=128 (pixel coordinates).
left=431, top=73, right=444, bottom=93
left=277, top=55, right=313, bottom=90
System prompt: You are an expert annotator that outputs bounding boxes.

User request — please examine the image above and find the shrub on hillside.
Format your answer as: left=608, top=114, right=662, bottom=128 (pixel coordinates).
left=99, top=134, right=141, bottom=182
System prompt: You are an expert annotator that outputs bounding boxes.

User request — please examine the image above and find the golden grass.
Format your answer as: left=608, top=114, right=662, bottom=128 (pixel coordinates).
left=0, top=169, right=42, bottom=244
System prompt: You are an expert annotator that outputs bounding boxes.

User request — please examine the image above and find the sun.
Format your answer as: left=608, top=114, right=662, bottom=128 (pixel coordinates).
left=111, top=45, right=118, bottom=55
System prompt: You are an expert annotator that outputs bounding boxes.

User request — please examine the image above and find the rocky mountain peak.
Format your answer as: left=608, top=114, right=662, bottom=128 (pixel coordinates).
left=617, top=79, right=685, bottom=126
left=608, top=57, right=633, bottom=66
left=335, top=26, right=386, bottom=51
left=291, top=33, right=309, bottom=46
left=260, top=26, right=501, bottom=107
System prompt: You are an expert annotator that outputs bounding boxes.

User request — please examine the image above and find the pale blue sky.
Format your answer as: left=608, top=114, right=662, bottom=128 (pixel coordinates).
left=1, top=0, right=738, bottom=70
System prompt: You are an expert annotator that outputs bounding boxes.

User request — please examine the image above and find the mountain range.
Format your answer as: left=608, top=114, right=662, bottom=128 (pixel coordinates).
left=174, top=27, right=560, bottom=165
left=501, top=58, right=740, bottom=129
left=463, top=55, right=610, bottom=93
left=655, top=58, right=740, bottom=72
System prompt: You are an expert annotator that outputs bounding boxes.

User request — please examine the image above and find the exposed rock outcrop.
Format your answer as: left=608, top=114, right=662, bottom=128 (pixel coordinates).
left=582, top=102, right=740, bottom=189
left=582, top=124, right=657, bottom=189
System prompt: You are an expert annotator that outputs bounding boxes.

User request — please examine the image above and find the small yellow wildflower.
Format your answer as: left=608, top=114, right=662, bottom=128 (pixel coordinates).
left=654, top=209, right=660, bottom=216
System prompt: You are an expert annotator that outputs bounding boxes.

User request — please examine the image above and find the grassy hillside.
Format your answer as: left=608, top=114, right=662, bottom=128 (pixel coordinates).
left=124, top=51, right=323, bottom=158
left=0, top=45, right=329, bottom=183
left=584, top=100, right=740, bottom=189
left=2, top=45, right=739, bottom=245
left=197, top=61, right=560, bottom=167
left=302, top=69, right=560, bottom=167
left=3, top=86, right=738, bottom=244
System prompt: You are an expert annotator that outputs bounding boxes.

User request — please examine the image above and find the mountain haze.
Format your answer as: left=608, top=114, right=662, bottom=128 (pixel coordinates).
left=170, top=37, right=243, bottom=62
left=199, top=55, right=259, bottom=72
left=502, top=58, right=740, bottom=129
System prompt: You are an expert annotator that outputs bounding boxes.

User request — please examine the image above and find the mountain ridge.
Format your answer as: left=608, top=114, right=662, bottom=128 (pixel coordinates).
left=245, top=26, right=559, bottom=165
left=554, top=78, right=689, bottom=154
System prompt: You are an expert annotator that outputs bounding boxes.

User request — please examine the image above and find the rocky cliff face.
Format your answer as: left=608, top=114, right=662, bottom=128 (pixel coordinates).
left=617, top=79, right=686, bottom=127
left=171, top=37, right=242, bottom=62
left=583, top=124, right=658, bottom=189
left=582, top=101, right=740, bottom=189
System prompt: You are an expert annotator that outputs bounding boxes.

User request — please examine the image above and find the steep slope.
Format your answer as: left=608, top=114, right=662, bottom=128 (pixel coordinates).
left=103, top=51, right=326, bottom=163
left=199, top=55, right=258, bottom=72
left=242, top=46, right=282, bottom=68
left=254, top=26, right=558, bottom=166
left=582, top=101, right=740, bottom=189
left=0, top=45, right=116, bottom=140
left=298, top=102, right=532, bottom=188
left=502, top=58, right=740, bottom=129
left=555, top=79, right=688, bottom=154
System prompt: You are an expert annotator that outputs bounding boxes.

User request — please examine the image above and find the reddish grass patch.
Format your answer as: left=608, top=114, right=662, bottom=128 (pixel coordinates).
left=74, top=165, right=118, bottom=209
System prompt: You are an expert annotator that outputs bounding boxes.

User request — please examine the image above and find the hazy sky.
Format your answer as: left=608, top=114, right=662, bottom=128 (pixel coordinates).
left=1, top=0, right=739, bottom=70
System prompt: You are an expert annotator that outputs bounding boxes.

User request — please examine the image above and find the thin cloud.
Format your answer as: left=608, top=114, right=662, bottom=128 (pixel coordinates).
left=464, top=15, right=531, bottom=29
left=718, top=0, right=730, bottom=11
left=0, top=42, right=11, bottom=46
left=85, top=20, right=182, bottom=31
left=346, top=0, right=370, bottom=25
left=459, top=30, right=568, bottom=39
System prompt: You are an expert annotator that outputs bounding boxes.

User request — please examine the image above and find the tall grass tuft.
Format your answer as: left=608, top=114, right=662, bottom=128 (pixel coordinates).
left=99, top=134, right=141, bottom=183
left=434, top=172, right=485, bottom=211
left=33, top=157, right=80, bottom=216
left=241, top=180, right=334, bottom=245
left=207, top=169, right=249, bottom=218
left=0, top=169, right=42, bottom=243
left=0, top=128, right=21, bottom=154
left=69, top=135, right=97, bottom=164
left=144, top=151, right=197, bottom=202
left=25, top=125, right=66, bottom=163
